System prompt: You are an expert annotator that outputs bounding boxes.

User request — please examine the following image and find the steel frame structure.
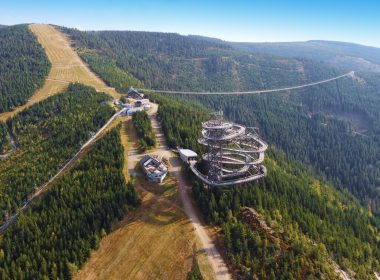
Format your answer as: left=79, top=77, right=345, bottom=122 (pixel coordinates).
left=190, top=114, right=268, bottom=187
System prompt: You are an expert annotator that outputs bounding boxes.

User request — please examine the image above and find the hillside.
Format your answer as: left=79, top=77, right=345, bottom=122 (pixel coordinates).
left=0, top=84, right=113, bottom=222
left=60, top=27, right=343, bottom=93
left=0, top=127, right=139, bottom=279
left=0, top=22, right=379, bottom=279
left=0, top=24, right=223, bottom=280
left=0, top=24, right=122, bottom=122
left=178, top=71, right=380, bottom=214
left=0, top=25, right=50, bottom=112
left=148, top=93, right=380, bottom=278
left=60, top=27, right=380, bottom=214
left=228, top=40, right=380, bottom=72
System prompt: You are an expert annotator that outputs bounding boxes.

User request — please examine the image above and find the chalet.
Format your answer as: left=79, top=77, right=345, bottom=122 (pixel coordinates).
left=140, top=155, right=168, bottom=183
left=127, top=87, right=144, bottom=99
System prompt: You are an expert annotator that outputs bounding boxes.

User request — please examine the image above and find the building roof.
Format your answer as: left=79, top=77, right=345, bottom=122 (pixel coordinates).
left=140, top=155, right=168, bottom=176
left=179, top=149, right=198, bottom=157
left=127, top=87, right=144, bottom=99
left=128, top=87, right=139, bottom=94
left=136, top=99, right=149, bottom=103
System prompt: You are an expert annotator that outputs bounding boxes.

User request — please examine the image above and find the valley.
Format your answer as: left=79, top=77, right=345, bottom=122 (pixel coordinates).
left=0, top=20, right=379, bottom=280
left=0, top=24, right=229, bottom=280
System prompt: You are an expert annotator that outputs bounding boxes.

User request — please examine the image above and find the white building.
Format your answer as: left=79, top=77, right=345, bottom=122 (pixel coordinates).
left=135, top=99, right=150, bottom=107
left=178, top=149, right=198, bottom=164
left=140, top=155, right=168, bottom=183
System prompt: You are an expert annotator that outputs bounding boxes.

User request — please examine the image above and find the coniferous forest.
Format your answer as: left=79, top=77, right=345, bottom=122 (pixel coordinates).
left=0, top=84, right=114, bottom=222
left=0, top=127, right=139, bottom=279
left=80, top=52, right=142, bottom=93
left=60, top=26, right=339, bottom=92
left=150, top=93, right=380, bottom=279
left=132, top=110, right=156, bottom=151
left=0, top=25, right=50, bottom=112
left=178, top=74, right=380, bottom=214
left=60, top=26, right=380, bottom=216
left=0, top=22, right=379, bottom=279
left=56, top=26, right=380, bottom=278
left=0, top=122, right=12, bottom=154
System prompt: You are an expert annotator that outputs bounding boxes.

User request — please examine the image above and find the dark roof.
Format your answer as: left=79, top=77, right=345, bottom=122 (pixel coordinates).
left=128, top=87, right=140, bottom=94
left=140, top=155, right=152, bottom=165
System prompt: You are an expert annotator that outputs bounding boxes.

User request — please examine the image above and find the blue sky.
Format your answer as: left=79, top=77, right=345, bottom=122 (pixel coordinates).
left=1, top=0, right=380, bottom=47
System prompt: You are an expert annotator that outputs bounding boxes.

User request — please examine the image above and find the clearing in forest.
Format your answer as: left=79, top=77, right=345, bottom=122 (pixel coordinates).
left=74, top=118, right=215, bottom=280
left=0, top=24, right=119, bottom=121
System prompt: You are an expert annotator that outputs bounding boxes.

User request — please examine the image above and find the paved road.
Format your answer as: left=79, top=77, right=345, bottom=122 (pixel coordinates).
left=147, top=103, right=232, bottom=280
left=140, top=71, right=354, bottom=95
left=0, top=108, right=125, bottom=233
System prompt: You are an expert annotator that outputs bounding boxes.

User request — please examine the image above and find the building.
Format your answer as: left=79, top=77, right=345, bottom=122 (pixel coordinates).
left=178, top=149, right=198, bottom=163
left=127, top=87, right=144, bottom=99
left=140, top=155, right=168, bottom=183
left=126, top=107, right=143, bottom=116
left=135, top=99, right=150, bottom=107
left=121, top=103, right=133, bottom=109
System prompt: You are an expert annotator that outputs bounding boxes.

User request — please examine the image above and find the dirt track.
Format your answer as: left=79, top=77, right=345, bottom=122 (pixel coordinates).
left=148, top=104, right=232, bottom=280
left=1, top=23, right=231, bottom=279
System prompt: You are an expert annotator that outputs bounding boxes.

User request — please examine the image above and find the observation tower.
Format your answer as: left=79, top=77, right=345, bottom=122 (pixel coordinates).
left=190, top=112, right=268, bottom=187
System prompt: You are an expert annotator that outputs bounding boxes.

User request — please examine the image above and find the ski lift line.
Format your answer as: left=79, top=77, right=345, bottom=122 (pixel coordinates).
left=138, top=71, right=354, bottom=95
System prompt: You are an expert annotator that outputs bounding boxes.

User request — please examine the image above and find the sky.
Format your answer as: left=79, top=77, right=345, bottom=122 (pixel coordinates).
left=1, top=0, right=380, bottom=48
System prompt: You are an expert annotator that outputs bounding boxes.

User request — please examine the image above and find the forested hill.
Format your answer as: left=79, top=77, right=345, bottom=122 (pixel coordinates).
left=168, top=70, right=380, bottom=214
left=227, top=40, right=380, bottom=72
left=60, top=26, right=342, bottom=93
left=0, top=84, right=113, bottom=221
left=0, top=127, right=139, bottom=279
left=0, top=25, right=50, bottom=112
left=149, top=93, right=380, bottom=278
left=59, top=26, right=380, bottom=214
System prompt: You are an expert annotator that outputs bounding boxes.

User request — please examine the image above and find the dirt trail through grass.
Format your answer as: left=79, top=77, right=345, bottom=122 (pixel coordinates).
left=4, top=24, right=221, bottom=279
left=74, top=117, right=198, bottom=280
